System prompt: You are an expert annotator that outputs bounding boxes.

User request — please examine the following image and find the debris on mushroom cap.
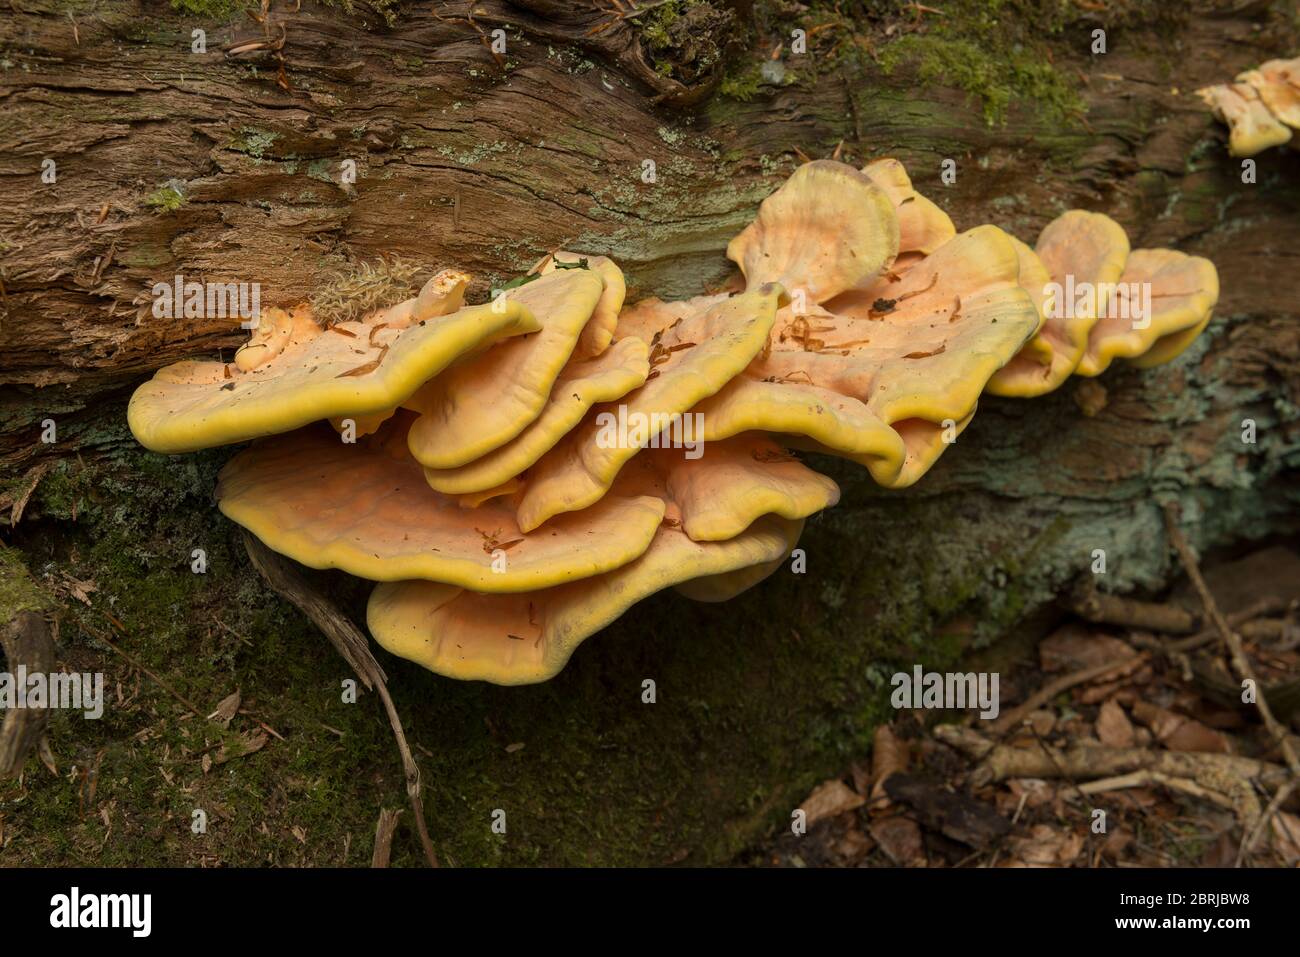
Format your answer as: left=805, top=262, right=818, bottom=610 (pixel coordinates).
left=127, top=296, right=540, bottom=455
left=727, top=160, right=900, bottom=305
left=861, top=157, right=956, bottom=263
left=1198, top=81, right=1294, bottom=157
left=404, top=266, right=606, bottom=470
left=365, top=515, right=804, bottom=684
left=538, top=251, right=627, bottom=359
left=1075, top=249, right=1220, bottom=376
left=697, top=225, right=1038, bottom=488
left=216, top=416, right=665, bottom=592
left=515, top=282, right=785, bottom=532
left=233, top=304, right=319, bottom=372
left=422, top=337, right=651, bottom=496
left=984, top=210, right=1130, bottom=398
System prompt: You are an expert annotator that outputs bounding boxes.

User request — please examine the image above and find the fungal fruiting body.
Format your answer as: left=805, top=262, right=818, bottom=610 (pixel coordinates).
left=128, top=159, right=1219, bottom=685
left=1198, top=57, right=1300, bottom=156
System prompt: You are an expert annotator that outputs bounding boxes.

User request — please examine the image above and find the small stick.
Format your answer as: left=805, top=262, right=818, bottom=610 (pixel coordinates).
left=1162, top=505, right=1299, bottom=776
left=1167, top=597, right=1288, bottom=654
left=988, top=658, right=1138, bottom=735
left=1068, top=578, right=1199, bottom=634
left=80, top=618, right=206, bottom=717
left=1079, top=770, right=1239, bottom=815
left=243, top=532, right=439, bottom=868
left=371, top=807, right=403, bottom=868
left=1162, top=503, right=1300, bottom=865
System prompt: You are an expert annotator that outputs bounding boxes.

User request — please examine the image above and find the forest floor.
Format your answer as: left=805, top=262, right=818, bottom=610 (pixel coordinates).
left=749, top=543, right=1300, bottom=868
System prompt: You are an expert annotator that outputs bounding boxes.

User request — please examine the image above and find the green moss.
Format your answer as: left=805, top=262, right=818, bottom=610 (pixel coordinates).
left=143, top=185, right=186, bottom=213
left=718, top=63, right=764, bottom=102
left=0, top=544, right=52, bottom=618
left=876, top=33, right=1080, bottom=126
left=168, top=0, right=252, bottom=18
left=317, top=0, right=403, bottom=29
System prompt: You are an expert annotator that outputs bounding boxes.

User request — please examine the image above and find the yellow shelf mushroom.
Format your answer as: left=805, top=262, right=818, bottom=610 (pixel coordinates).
left=128, top=280, right=538, bottom=454
left=515, top=282, right=785, bottom=532
left=1075, top=249, right=1220, bottom=376
left=126, top=154, right=1221, bottom=686
left=366, top=515, right=804, bottom=685
left=985, top=210, right=1130, bottom=397
left=1198, top=56, right=1300, bottom=157
left=217, top=414, right=838, bottom=590
left=700, top=222, right=1039, bottom=487
left=403, top=265, right=611, bottom=469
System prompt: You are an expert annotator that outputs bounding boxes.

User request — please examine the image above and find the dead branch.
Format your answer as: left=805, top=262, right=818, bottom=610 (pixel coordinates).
left=935, top=724, right=1289, bottom=791
left=242, top=531, right=439, bottom=868
left=1068, top=578, right=1199, bottom=634
left=0, top=611, right=56, bottom=777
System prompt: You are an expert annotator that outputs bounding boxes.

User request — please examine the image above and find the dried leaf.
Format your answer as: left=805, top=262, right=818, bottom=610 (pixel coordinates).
left=213, top=730, right=269, bottom=765
left=1095, top=699, right=1135, bottom=748
left=799, top=778, right=866, bottom=827
left=870, top=724, right=908, bottom=805
left=869, top=815, right=925, bottom=866
left=207, top=690, right=241, bottom=728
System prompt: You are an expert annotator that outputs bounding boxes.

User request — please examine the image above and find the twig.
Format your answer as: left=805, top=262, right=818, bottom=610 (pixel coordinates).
left=1079, top=770, right=1240, bottom=816
left=1166, top=597, right=1288, bottom=654
left=371, top=807, right=403, bottom=868
left=1161, top=502, right=1299, bottom=865
left=1242, top=777, right=1300, bottom=864
left=936, top=725, right=1289, bottom=790
left=80, top=618, right=206, bottom=717
left=1068, top=578, right=1199, bottom=633
left=242, top=532, right=439, bottom=868
left=988, top=658, right=1138, bottom=735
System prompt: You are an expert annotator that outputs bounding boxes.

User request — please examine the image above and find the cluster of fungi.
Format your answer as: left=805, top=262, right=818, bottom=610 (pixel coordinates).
left=129, top=160, right=1219, bottom=685
left=1199, top=55, right=1300, bottom=157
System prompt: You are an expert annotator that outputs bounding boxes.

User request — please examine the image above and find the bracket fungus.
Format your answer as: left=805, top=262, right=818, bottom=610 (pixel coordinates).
left=1199, top=57, right=1300, bottom=157
left=420, top=336, right=650, bottom=496
left=726, top=160, right=899, bottom=303
left=127, top=155, right=1219, bottom=686
left=701, top=219, right=1040, bottom=487
left=404, top=265, right=609, bottom=470
left=985, top=210, right=1129, bottom=397
left=128, top=279, right=536, bottom=454
left=515, top=282, right=785, bottom=531
left=366, top=515, right=804, bottom=685
left=1074, top=249, right=1220, bottom=377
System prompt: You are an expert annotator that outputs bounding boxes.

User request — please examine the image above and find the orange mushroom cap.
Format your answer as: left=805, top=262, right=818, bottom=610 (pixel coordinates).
left=1197, top=81, right=1293, bottom=157
left=404, top=266, right=607, bottom=469
left=697, top=224, right=1038, bottom=488
left=366, top=515, right=804, bottom=684
left=727, top=160, right=900, bottom=305
left=1075, top=248, right=1219, bottom=376
left=985, top=210, right=1130, bottom=397
left=861, top=157, right=956, bottom=262
left=128, top=295, right=539, bottom=454
left=516, top=282, right=785, bottom=530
